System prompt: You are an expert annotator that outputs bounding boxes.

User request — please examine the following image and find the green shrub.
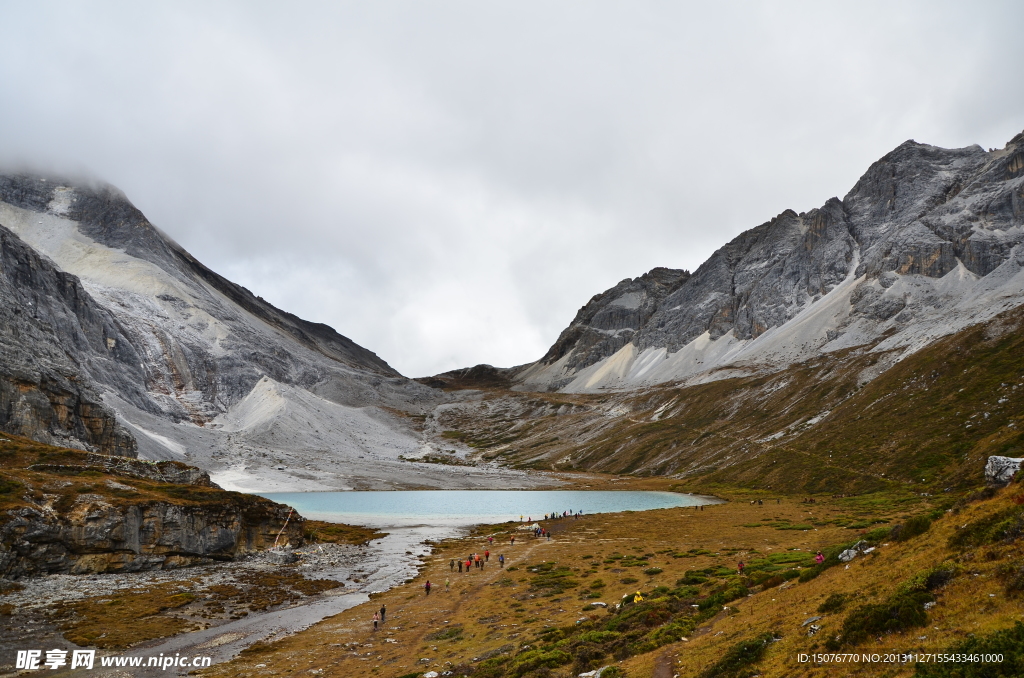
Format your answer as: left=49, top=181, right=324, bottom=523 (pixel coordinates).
left=996, top=559, right=1024, bottom=597
left=577, top=630, right=620, bottom=644
left=949, top=506, right=1024, bottom=549
left=508, top=648, right=571, bottom=676
left=899, top=563, right=960, bottom=594
left=892, top=515, right=932, bottom=542
left=864, top=527, right=892, bottom=544
left=914, top=621, right=1024, bottom=677
left=697, top=632, right=776, bottom=678
left=698, top=583, right=748, bottom=611
left=799, top=565, right=824, bottom=583
left=818, top=593, right=849, bottom=613
left=677, top=572, right=708, bottom=585
left=0, top=478, right=22, bottom=495
left=827, top=591, right=933, bottom=648
left=643, top=567, right=663, bottom=576
left=424, top=624, right=463, bottom=641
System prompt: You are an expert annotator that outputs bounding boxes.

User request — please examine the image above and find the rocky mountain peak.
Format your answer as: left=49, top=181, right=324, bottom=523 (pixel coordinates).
left=517, top=128, right=1024, bottom=393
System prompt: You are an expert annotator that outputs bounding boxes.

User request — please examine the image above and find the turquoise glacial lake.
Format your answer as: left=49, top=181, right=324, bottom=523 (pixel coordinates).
left=260, top=490, right=713, bottom=527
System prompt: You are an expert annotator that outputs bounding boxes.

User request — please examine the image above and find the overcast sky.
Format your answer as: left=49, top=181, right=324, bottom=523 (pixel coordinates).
left=1, top=2, right=1022, bottom=377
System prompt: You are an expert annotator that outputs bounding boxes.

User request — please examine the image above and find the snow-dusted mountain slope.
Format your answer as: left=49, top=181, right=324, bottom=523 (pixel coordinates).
left=517, top=130, right=1024, bottom=393
left=0, top=176, right=547, bottom=490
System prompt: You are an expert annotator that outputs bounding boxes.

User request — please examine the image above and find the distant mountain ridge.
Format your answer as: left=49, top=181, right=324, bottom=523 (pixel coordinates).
left=0, top=174, right=548, bottom=492
left=0, top=175, right=398, bottom=377
left=516, top=130, right=1024, bottom=392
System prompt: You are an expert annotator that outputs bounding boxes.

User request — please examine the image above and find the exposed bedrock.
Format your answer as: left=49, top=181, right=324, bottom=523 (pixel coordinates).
left=0, top=496, right=302, bottom=577
left=0, top=224, right=137, bottom=456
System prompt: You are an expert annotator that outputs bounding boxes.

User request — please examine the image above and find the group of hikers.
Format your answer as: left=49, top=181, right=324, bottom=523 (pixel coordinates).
left=376, top=514, right=595, bottom=630
left=448, top=549, right=505, bottom=573
left=519, top=509, right=585, bottom=523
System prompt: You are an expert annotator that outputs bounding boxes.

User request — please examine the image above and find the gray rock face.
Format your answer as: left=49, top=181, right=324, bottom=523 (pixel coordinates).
left=522, top=129, right=1024, bottom=391
left=0, top=224, right=137, bottom=456
left=27, top=453, right=219, bottom=488
left=0, top=495, right=302, bottom=576
left=985, top=455, right=1024, bottom=486
left=0, top=175, right=398, bottom=378
left=539, top=267, right=689, bottom=377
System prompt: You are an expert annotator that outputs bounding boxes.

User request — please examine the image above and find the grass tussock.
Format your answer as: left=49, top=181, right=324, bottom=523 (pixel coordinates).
left=302, top=520, right=386, bottom=545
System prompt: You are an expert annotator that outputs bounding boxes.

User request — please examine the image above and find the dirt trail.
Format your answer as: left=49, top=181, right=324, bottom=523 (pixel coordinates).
left=652, top=650, right=675, bottom=678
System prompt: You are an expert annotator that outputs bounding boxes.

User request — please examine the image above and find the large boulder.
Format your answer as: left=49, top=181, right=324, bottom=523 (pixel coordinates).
left=985, top=456, right=1024, bottom=486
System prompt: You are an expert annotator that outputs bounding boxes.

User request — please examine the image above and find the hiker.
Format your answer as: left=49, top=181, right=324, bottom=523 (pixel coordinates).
left=373, top=611, right=379, bottom=631
left=450, top=559, right=455, bottom=571
left=499, top=554, right=505, bottom=568
left=547, top=531, right=551, bottom=541
left=815, top=551, right=825, bottom=565
left=465, top=559, right=471, bottom=572
left=485, top=550, right=490, bottom=562
left=445, top=578, right=450, bottom=592
left=738, top=561, right=745, bottom=574
left=488, top=536, right=494, bottom=545
left=425, top=580, right=431, bottom=596
left=458, top=560, right=463, bottom=573
left=380, top=604, right=386, bottom=623
left=510, top=535, right=515, bottom=546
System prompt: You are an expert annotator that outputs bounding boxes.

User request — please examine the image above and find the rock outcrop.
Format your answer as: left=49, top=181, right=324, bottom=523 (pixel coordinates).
left=0, top=498, right=302, bottom=577
left=0, top=224, right=137, bottom=456
left=0, top=435, right=303, bottom=577
left=985, top=455, right=1024, bottom=486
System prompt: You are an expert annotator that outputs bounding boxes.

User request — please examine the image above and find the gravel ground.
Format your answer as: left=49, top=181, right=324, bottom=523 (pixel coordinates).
left=0, top=525, right=457, bottom=676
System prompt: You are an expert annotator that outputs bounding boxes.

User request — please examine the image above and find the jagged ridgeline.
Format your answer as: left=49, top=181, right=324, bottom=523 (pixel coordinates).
left=516, top=130, right=1024, bottom=392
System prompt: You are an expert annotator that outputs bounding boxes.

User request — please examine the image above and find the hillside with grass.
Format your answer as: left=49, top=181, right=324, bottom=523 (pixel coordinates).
left=198, top=476, right=1024, bottom=678
left=426, top=304, right=1024, bottom=497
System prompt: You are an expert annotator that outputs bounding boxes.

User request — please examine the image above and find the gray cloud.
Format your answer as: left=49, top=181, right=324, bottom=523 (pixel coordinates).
left=1, top=1, right=1022, bottom=376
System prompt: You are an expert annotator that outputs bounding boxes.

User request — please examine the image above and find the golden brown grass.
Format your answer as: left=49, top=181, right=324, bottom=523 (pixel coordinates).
left=194, top=485, right=1023, bottom=678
